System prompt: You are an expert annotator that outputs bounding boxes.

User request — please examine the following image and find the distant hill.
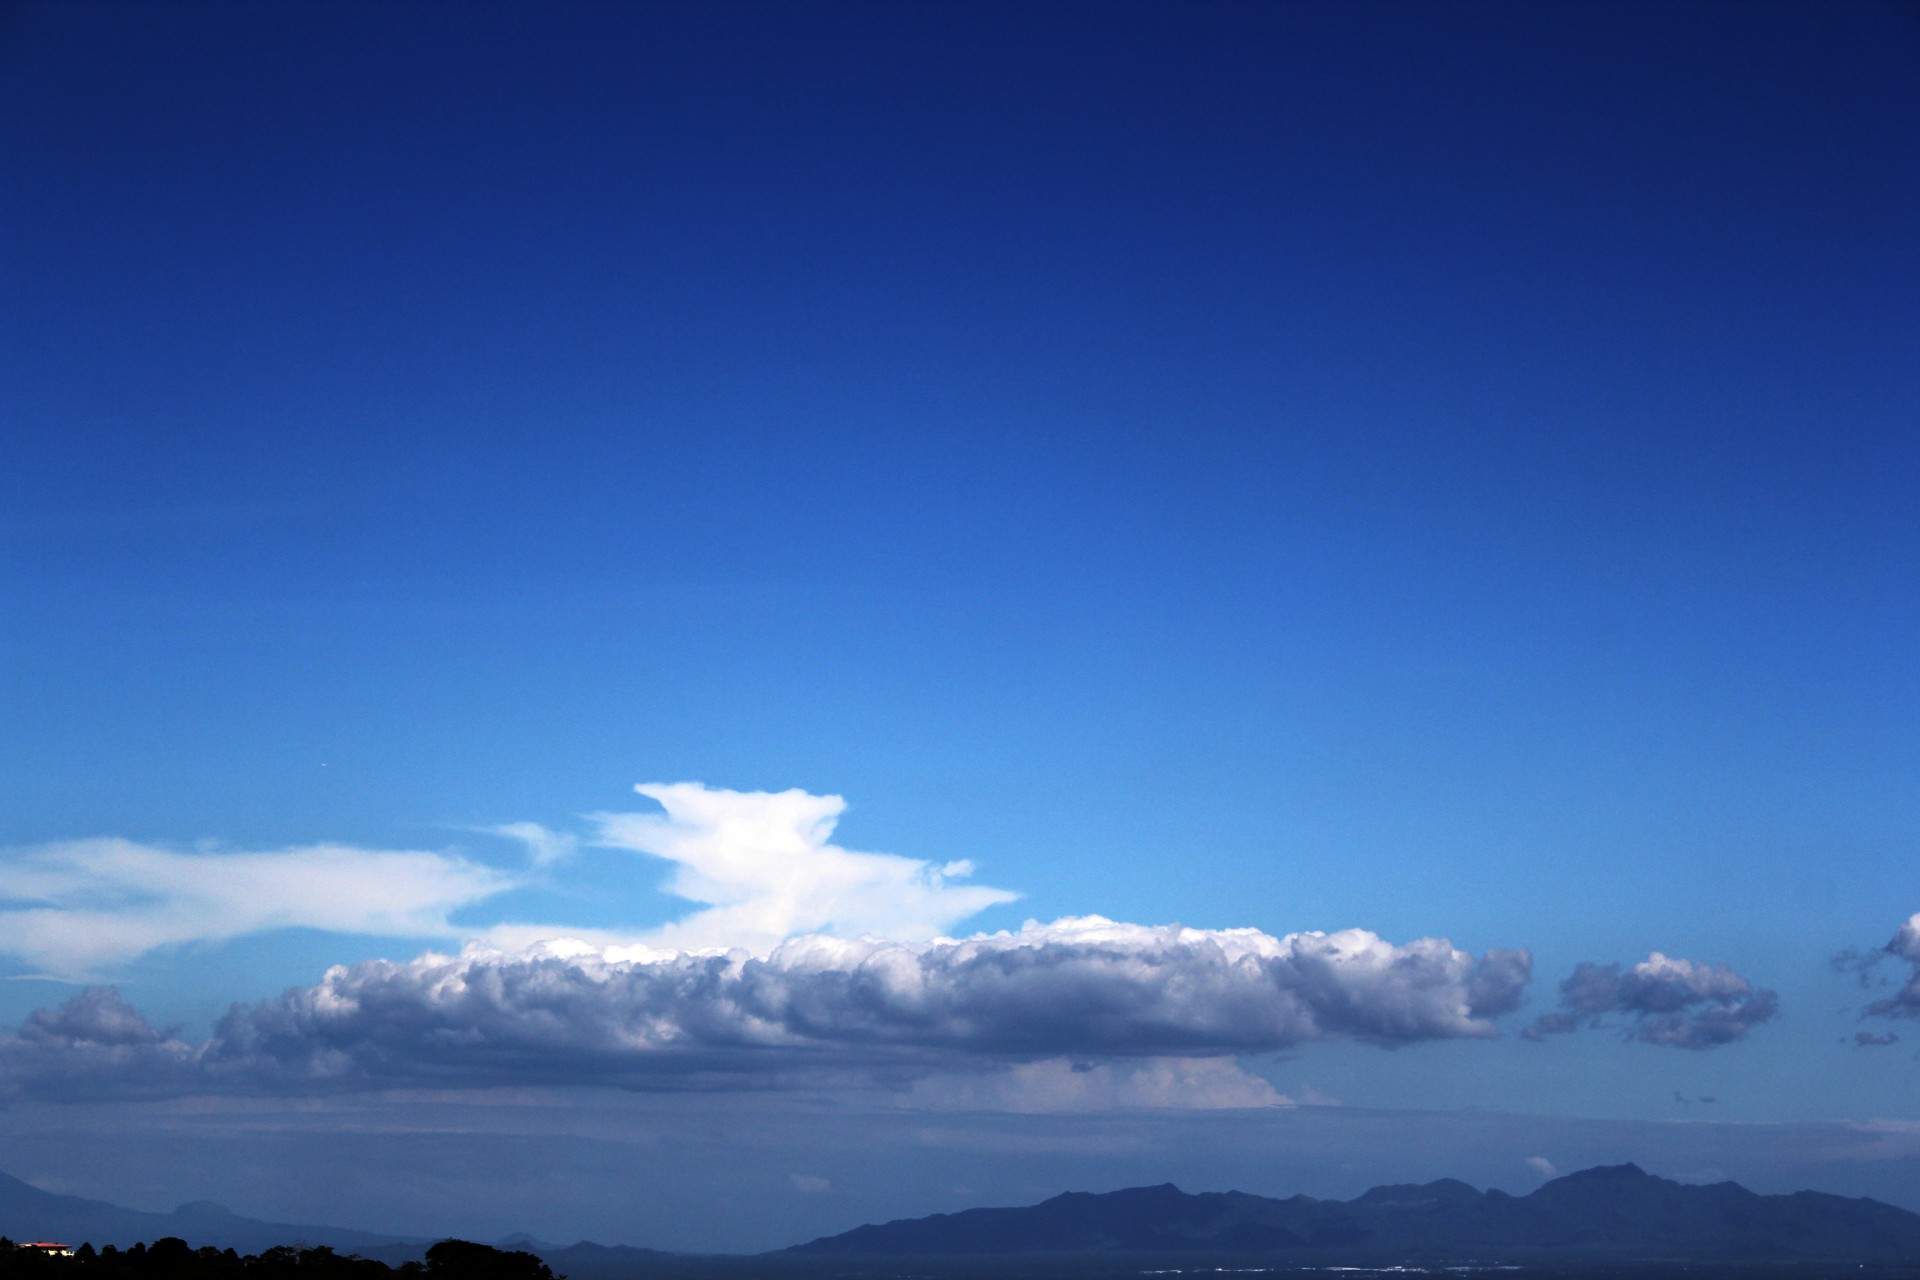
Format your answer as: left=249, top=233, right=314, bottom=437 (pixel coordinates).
left=0, top=1170, right=425, bottom=1254
left=791, top=1164, right=1920, bottom=1261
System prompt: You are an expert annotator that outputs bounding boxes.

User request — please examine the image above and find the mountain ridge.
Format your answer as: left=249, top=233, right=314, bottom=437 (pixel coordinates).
left=790, top=1164, right=1920, bottom=1261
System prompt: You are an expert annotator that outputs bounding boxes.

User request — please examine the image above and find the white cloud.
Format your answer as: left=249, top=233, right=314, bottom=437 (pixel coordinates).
left=0, top=783, right=1008, bottom=978
left=588, top=782, right=1020, bottom=954
left=0, top=838, right=519, bottom=978
left=1525, top=1156, right=1558, bottom=1178
left=0, top=916, right=1531, bottom=1100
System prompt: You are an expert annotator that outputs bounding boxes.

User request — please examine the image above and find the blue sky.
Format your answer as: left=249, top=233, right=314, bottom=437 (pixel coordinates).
left=2, top=0, right=1918, bottom=1251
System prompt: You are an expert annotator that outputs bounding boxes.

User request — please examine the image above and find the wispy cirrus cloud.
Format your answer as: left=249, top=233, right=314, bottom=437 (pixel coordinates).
left=0, top=838, right=519, bottom=978
left=483, top=822, right=579, bottom=868
left=0, top=917, right=1531, bottom=1101
left=1523, top=952, right=1777, bottom=1049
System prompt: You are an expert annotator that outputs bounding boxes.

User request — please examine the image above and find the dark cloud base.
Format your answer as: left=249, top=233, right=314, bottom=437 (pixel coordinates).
left=1523, top=952, right=1777, bottom=1049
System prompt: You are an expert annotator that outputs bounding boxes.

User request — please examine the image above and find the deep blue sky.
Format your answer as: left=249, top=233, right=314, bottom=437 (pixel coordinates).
left=2, top=0, right=1918, bottom=1249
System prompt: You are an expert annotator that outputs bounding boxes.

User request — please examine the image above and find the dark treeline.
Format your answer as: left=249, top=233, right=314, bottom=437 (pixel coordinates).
left=0, top=1239, right=556, bottom=1280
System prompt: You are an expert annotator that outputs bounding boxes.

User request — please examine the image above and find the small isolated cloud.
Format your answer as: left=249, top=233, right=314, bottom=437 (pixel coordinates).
left=789, top=1174, right=832, bottom=1194
left=485, top=823, right=578, bottom=868
left=1863, top=915, right=1920, bottom=1020
left=0, top=839, right=519, bottom=978
left=1853, top=1031, right=1900, bottom=1048
left=590, top=783, right=1020, bottom=954
left=1524, top=1156, right=1557, bottom=1179
left=1833, top=946, right=1891, bottom=988
left=0, top=917, right=1531, bottom=1101
left=902, top=1056, right=1291, bottom=1113
left=1523, top=952, right=1777, bottom=1049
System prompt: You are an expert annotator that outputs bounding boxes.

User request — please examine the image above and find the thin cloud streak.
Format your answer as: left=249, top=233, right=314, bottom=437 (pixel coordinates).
left=0, top=838, right=519, bottom=978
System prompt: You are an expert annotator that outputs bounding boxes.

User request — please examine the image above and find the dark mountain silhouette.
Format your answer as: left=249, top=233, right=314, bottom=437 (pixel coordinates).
left=792, top=1164, right=1920, bottom=1261
left=12, top=1163, right=1920, bottom=1271
left=0, top=1170, right=683, bottom=1279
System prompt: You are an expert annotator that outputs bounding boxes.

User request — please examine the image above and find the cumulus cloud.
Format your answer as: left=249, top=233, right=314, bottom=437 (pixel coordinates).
left=0, top=988, right=200, bottom=1101
left=0, top=917, right=1531, bottom=1101
left=1523, top=952, right=1777, bottom=1049
left=0, top=783, right=1537, bottom=1104
left=588, top=783, right=1019, bottom=954
left=0, top=839, right=519, bottom=977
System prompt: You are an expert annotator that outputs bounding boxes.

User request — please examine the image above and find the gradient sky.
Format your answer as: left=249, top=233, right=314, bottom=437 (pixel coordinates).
left=2, top=0, right=1918, bottom=1254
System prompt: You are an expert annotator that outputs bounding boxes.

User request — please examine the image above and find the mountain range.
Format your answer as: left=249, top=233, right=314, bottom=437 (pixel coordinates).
left=9, top=1163, right=1920, bottom=1269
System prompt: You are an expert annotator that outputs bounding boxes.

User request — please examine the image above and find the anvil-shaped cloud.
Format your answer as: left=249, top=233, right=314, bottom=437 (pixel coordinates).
left=484, top=782, right=1019, bottom=955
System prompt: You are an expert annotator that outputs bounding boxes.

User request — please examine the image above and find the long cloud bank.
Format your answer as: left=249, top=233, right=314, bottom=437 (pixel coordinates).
left=0, top=917, right=1530, bottom=1101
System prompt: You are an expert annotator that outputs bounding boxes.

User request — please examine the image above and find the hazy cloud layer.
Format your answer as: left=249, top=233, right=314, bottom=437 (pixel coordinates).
left=899, top=1056, right=1291, bottom=1112
left=0, top=838, right=519, bottom=978
left=1524, top=952, right=1777, bottom=1049
left=0, top=917, right=1530, bottom=1100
